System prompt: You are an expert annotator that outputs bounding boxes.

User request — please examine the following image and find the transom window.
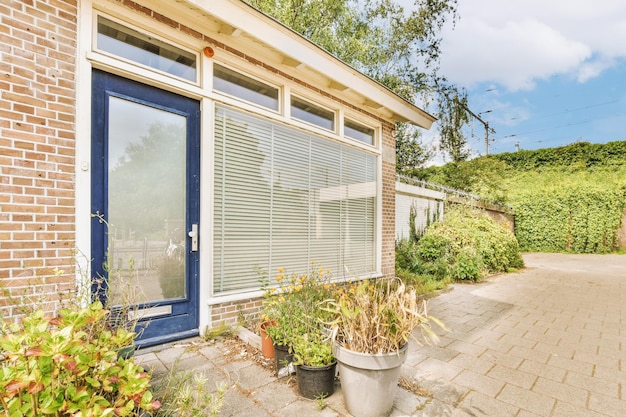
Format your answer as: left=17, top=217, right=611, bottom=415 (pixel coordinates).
left=291, top=96, right=335, bottom=131
left=96, top=16, right=197, bottom=82
left=213, top=64, right=279, bottom=111
left=345, top=119, right=375, bottom=145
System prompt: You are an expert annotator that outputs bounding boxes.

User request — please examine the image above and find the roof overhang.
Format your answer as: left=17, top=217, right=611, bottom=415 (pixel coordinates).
left=131, top=0, right=436, bottom=129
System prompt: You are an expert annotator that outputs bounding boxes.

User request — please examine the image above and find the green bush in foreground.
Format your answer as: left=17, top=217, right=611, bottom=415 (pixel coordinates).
left=412, top=205, right=524, bottom=282
left=0, top=302, right=160, bottom=417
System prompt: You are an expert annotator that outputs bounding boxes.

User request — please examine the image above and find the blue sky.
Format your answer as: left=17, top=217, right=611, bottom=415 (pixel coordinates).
left=423, top=0, right=626, bottom=159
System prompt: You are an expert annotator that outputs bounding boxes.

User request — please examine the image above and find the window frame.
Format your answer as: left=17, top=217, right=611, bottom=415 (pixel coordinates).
left=212, top=63, right=281, bottom=113
left=93, top=14, right=199, bottom=84
left=344, top=117, right=377, bottom=147
left=290, top=95, right=337, bottom=133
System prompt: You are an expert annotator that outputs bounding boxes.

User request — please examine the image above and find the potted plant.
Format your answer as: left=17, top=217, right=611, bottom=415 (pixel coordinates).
left=327, top=279, right=444, bottom=417
left=260, top=263, right=335, bottom=376
left=291, top=332, right=336, bottom=399
left=261, top=288, right=305, bottom=375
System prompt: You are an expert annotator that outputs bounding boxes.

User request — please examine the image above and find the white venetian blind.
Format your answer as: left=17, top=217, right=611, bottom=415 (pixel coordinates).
left=213, top=106, right=377, bottom=294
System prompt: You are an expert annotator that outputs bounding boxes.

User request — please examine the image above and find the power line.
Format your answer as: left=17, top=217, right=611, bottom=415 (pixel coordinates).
left=454, top=99, right=496, bottom=155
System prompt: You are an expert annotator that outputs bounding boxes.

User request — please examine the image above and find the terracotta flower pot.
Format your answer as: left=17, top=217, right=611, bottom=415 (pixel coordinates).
left=259, top=321, right=275, bottom=358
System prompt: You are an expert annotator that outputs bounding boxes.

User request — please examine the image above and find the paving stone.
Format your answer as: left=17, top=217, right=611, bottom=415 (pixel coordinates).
left=227, top=405, right=273, bottom=417
left=415, top=345, right=460, bottom=363
left=218, top=387, right=257, bottom=416
left=564, top=371, right=620, bottom=399
left=174, top=352, right=215, bottom=372
left=516, top=410, right=543, bottom=417
left=323, top=384, right=346, bottom=413
left=547, top=355, right=594, bottom=376
left=517, top=359, right=566, bottom=383
left=487, top=364, right=537, bottom=389
left=532, top=341, right=576, bottom=360
left=473, top=337, right=514, bottom=354
left=229, top=363, right=276, bottom=391
left=406, top=401, right=459, bottom=417
left=531, top=377, right=589, bottom=408
left=250, top=379, right=300, bottom=412
left=551, top=401, right=611, bottom=417
left=452, top=369, right=504, bottom=397
left=392, top=384, right=431, bottom=415
left=457, top=391, right=519, bottom=417
left=153, top=345, right=196, bottom=364
left=508, top=344, right=550, bottom=364
left=198, top=343, right=226, bottom=360
left=448, top=352, right=495, bottom=375
left=588, top=391, right=626, bottom=416
left=416, top=357, right=464, bottom=381
left=447, top=340, right=488, bottom=357
left=522, top=330, right=560, bottom=346
left=273, top=398, right=339, bottom=417
left=496, top=384, right=555, bottom=416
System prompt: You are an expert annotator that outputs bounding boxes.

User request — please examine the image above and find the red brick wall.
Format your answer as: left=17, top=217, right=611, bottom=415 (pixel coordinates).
left=0, top=0, right=78, bottom=320
left=210, top=298, right=264, bottom=328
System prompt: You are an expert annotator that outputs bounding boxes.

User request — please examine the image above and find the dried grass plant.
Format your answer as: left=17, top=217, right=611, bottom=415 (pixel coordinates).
left=327, top=278, right=445, bottom=354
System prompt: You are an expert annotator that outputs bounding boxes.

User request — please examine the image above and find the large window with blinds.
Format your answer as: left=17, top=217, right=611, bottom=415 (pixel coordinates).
left=213, top=106, right=378, bottom=294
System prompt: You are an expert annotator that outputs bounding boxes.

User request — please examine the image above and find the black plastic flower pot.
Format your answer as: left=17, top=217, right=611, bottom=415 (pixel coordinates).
left=273, top=343, right=294, bottom=376
left=296, top=362, right=337, bottom=399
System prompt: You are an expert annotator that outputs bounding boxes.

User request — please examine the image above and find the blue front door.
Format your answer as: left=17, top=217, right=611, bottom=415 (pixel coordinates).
left=91, top=70, right=200, bottom=347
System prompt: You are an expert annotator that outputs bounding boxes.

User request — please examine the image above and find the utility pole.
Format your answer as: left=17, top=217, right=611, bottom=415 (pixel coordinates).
left=455, top=99, right=496, bottom=155
left=484, top=121, right=490, bottom=155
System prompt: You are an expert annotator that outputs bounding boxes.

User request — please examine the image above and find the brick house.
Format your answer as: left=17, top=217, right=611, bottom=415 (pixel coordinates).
left=0, top=0, right=434, bottom=346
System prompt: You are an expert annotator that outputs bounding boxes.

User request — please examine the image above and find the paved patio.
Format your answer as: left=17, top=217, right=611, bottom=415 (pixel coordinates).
left=136, top=253, right=626, bottom=416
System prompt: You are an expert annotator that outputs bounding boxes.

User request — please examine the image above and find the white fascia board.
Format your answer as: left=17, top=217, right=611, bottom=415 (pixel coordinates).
left=185, top=0, right=436, bottom=129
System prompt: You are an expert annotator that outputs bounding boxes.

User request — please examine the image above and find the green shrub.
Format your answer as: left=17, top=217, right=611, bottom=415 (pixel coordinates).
left=414, top=205, right=524, bottom=282
left=0, top=302, right=160, bottom=417
left=514, top=187, right=625, bottom=253
left=396, top=236, right=451, bottom=295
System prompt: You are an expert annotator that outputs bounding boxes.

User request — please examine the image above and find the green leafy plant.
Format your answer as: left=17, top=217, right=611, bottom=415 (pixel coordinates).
left=395, top=238, right=451, bottom=295
left=291, top=333, right=334, bottom=367
left=0, top=301, right=160, bottom=417
left=413, top=205, right=524, bottom=282
left=151, top=363, right=226, bottom=417
left=315, top=393, right=328, bottom=411
left=260, top=263, right=334, bottom=348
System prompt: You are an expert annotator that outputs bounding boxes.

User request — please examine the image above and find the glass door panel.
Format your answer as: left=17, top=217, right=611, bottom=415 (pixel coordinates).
left=107, top=96, right=187, bottom=305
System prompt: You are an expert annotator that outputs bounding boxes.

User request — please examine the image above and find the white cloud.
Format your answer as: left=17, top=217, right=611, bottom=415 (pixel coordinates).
left=438, top=0, right=626, bottom=91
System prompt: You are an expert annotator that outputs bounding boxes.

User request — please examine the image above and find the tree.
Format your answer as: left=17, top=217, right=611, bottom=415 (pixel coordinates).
left=438, top=90, right=471, bottom=162
left=245, top=0, right=461, bottom=168
left=395, top=123, right=433, bottom=174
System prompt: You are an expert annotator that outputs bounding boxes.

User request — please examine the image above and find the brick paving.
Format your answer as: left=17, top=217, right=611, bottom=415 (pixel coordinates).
left=136, top=253, right=626, bottom=416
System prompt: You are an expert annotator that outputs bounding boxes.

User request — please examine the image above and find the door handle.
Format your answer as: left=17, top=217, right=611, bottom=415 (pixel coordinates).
left=188, top=224, right=198, bottom=252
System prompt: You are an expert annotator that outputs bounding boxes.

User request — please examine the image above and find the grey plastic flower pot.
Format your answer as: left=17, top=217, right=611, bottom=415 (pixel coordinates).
left=334, top=343, right=408, bottom=417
